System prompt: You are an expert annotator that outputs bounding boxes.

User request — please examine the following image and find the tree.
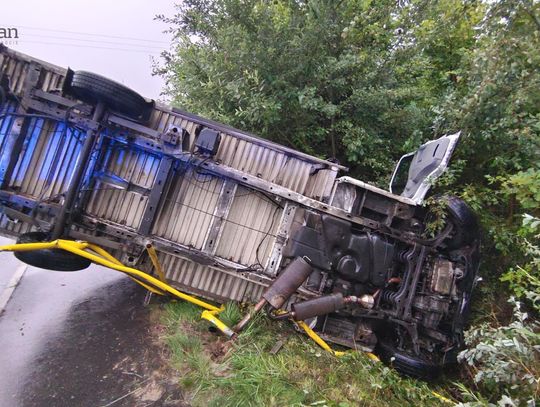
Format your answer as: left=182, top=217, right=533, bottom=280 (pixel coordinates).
left=156, top=0, right=478, bottom=183
left=434, top=0, right=540, bottom=265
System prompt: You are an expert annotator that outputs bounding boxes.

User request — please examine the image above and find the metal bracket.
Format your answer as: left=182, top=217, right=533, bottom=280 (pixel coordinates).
left=138, top=156, right=174, bottom=235
left=51, top=101, right=106, bottom=239
left=108, top=114, right=160, bottom=139
left=31, top=89, right=93, bottom=114
left=1, top=206, right=51, bottom=230
left=93, top=171, right=152, bottom=196
left=25, top=98, right=99, bottom=131
left=264, top=202, right=297, bottom=277
left=202, top=179, right=237, bottom=255
left=161, top=125, right=183, bottom=146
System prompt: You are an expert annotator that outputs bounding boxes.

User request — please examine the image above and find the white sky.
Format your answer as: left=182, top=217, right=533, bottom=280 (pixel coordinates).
left=1, top=0, right=178, bottom=100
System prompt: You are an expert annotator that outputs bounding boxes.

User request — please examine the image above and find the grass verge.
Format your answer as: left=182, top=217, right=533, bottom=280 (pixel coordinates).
left=158, top=301, right=460, bottom=407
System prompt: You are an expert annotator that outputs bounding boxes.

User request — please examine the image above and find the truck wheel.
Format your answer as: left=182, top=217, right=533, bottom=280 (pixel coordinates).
left=444, top=196, right=480, bottom=250
left=376, top=339, right=442, bottom=380
left=14, top=232, right=91, bottom=271
left=63, top=70, right=153, bottom=122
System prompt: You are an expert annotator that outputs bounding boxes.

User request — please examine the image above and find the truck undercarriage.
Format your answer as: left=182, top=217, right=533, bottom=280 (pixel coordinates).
left=0, top=45, right=480, bottom=378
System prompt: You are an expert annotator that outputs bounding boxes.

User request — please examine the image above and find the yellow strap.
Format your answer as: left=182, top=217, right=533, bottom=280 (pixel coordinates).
left=0, top=239, right=221, bottom=312
left=296, top=320, right=346, bottom=357
left=127, top=276, right=166, bottom=295
left=0, top=240, right=88, bottom=252
left=431, top=391, right=453, bottom=404
left=295, top=319, right=381, bottom=361
left=201, top=309, right=235, bottom=338
left=0, top=239, right=236, bottom=336
left=62, top=241, right=222, bottom=312
left=86, top=243, right=123, bottom=266
left=145, top=244, right=166, bottom=282
left=366, top=352, right=380, bottom=362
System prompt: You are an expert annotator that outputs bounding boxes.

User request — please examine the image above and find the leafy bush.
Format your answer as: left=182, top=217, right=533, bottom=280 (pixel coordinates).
left=458, top=214, right=540, bottom=405
left=501, top=215, right=540, bottom=309
left=458, top=297, right=540, bottom=406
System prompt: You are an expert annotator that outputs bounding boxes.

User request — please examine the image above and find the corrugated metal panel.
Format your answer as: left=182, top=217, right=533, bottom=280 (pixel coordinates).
left=0, top=52, right=65, bottom=93
left=303, top=168, right=338, bottom=201
left=145, top=108, right=337, bottom=199
left=161, top=252, right=266, bottom=303
left=0, top=211, right=54, bottom=238
left=86, top=145, right=160, bottom=229
left=11, top=120, right=82, bottom=198
left=148, top=109, right=200, bottom=149
left=215, top=186, right=281, bottom=266
left=0, top=54, right=28, bottom=94
left=39, top=69, right=64, bottom=92
left=0, top=47, right=344, bottom=304
left=0, top=101, right=18, bottom=154
left=152, top=167, right=223, bottom=249
left=214, top=134, right=313, bottom=193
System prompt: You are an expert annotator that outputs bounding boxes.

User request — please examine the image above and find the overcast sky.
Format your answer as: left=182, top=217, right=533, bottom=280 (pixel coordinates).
left=1, top=0, right=177, bottom=100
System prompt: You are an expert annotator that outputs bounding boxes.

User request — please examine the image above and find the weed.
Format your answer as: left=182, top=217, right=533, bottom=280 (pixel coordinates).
left=158, top=301, right=457, bottom=407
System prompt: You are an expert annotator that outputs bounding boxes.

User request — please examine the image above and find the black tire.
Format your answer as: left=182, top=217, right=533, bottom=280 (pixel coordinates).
left=64, top=70, right=153, bottom=122
left=14, top=232, right=91, bottom=272
left=444, top=196, right=480, bottom=250
left=376, top=339, right=443, bottom=380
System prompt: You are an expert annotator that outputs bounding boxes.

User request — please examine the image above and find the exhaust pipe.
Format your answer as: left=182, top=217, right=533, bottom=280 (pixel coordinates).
left=279, top=293, right=376, bottom=321
left=262, top=257, right=313, bottom=309
left=233, top=257, right=313, bottom=332
left=291, top=293, right=345, bottom=321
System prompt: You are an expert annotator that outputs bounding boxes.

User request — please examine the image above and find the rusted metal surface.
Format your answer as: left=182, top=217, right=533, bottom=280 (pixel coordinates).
left=291, top=293, right=345, bottom=321
left=262, top=257, right=313, bottom=309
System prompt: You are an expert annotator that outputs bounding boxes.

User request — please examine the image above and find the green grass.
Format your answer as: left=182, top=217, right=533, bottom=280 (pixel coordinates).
left=157, top=301, right=466, bottom=407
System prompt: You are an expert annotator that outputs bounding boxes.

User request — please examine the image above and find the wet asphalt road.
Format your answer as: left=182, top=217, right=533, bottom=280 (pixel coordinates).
left=0, top=237, right=184, bottom=407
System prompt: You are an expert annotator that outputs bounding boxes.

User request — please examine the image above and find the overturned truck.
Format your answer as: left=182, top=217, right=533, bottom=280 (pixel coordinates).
left=0, top=45, right=480, bottom=378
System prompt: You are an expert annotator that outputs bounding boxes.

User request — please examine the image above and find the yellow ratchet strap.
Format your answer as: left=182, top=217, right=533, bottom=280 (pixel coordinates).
left=295, top=320, right=380, bottom=361
left=201, top=308, right=236, bottom=338
left=295, top=320, right=346, bottom=357
left=145, top=243, right=166, bottom=282
left=0, top=239, right=235, bottom=336
left=296, top=319, right=452, bottom=404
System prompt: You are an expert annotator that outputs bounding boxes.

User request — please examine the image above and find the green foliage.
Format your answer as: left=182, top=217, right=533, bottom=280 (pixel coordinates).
left=160, top=301, right=455, bottom=407
left=462, top=213, right=540, bottom=405
left=458, top=297, right=540, bottom=405
left=156, top=0, right=474, bottom=183
left=433, top=0, right=540, bottom=272
left=501, top=214, right=540, bottom=309
left=217, top=301, right=242, bottom=327
left=503, top=169, right=540, bottom=213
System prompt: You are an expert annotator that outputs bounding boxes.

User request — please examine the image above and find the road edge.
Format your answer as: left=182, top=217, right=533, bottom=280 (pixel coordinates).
left=0, top=264, right=27, bottom=315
